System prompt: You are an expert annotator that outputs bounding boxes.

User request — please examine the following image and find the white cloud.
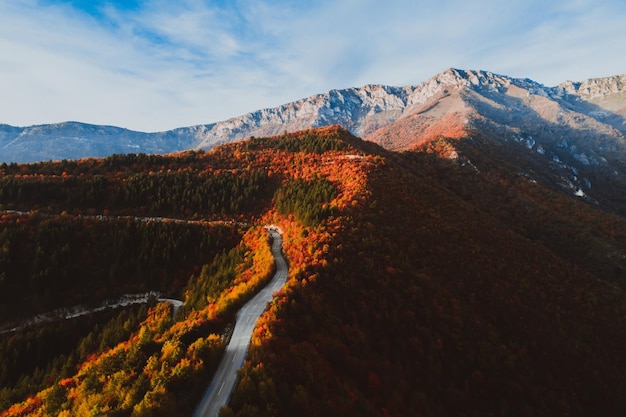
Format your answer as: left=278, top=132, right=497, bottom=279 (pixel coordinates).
left=1, top=0, right=625, bottom=131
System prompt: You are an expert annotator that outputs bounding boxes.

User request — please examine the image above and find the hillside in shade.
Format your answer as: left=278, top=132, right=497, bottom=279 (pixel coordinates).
left=224, top=127, right=626, bottom=417
left=0, top=125, right=625, bottom=417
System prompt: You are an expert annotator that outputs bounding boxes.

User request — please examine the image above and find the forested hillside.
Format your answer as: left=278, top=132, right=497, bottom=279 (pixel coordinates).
left=224, top=129, right=626, bottom=417
left=1, top=126, right=625, bottom=416
left=0, top=126, right=372, bottom=416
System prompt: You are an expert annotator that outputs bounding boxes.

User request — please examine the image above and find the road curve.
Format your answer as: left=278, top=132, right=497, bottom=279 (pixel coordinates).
left=192, top=228, right=288, bottom=417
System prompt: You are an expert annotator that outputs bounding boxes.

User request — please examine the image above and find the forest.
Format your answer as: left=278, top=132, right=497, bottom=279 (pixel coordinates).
left=224, top=129, right=626, bottom=417
left=0, top=164, right=271, bottom=218
left=2, top=125, right=626, bottom=417
left=0, top=127, right=353, bottom=416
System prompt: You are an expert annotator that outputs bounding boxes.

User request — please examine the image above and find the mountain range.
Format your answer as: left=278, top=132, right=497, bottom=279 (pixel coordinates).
left=3, top=68, right=625, bottom=216
left=2, top=68, right=625, bottom=159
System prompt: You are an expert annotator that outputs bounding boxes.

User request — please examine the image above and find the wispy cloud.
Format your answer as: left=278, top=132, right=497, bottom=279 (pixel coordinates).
left=1, top=0, right=625, bottom=131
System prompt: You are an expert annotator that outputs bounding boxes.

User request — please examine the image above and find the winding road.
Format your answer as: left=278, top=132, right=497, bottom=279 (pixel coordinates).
left=192, top=228, right=288, bottom=417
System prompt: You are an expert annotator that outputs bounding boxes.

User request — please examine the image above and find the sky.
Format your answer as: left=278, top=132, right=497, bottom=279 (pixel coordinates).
left=1, top=0, right=625, bottom=132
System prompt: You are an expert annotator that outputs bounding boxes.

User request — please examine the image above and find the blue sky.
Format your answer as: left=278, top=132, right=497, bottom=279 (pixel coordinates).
left=1, top=0, right=625, bottom=132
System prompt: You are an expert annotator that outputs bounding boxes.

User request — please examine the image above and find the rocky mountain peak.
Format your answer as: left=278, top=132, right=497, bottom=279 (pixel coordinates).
left=556, top=74, right=626, bottom=98
left=411, top=68, right=555, bottom=102
left=435, top=68, right=510, bottom=88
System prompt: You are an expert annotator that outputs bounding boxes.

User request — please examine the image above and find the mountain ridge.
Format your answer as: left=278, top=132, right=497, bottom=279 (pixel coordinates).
left=2, top=68, right=625, bottom=164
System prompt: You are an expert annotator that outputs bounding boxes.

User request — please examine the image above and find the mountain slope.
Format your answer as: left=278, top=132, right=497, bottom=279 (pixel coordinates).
left=366, top=69, right=626, bottom=151
left=365, top=69, right=626, bottom=215
left=222, top=128, right=626, bottom=417
left=0, top=126, right=377, bottom=416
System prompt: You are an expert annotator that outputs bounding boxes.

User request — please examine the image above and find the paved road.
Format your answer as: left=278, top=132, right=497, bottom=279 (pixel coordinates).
left=192, top=228, right=288, bottom=417
left=0, top=292, right=184, bottom=335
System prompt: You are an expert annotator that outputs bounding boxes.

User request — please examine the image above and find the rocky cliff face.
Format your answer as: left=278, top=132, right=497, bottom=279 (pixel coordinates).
left=557, top=74, right=626, bottom=99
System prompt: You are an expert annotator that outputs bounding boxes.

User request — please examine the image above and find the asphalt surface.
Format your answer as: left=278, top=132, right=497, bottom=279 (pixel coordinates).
left=192, top=228, right=288, bottom=417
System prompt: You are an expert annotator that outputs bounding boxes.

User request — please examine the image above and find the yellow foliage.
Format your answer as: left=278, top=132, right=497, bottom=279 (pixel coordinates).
left=160, top=340, right=182, bottom=365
